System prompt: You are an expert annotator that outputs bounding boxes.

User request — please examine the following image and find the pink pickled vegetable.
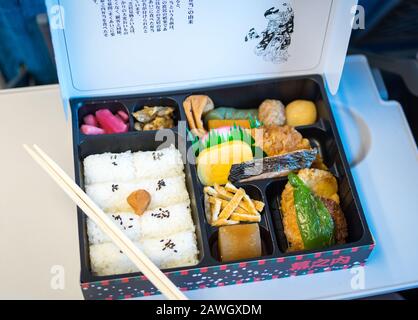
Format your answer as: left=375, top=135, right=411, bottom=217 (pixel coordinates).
left=201, top=126, right=233, bottom=145
left=83, top=114, right=98, bottom=127
left=117, top=110, right=129, bottom=123
left=95, top=109, right=128, bottom=133
left=81, top=124, right=105, bottom=135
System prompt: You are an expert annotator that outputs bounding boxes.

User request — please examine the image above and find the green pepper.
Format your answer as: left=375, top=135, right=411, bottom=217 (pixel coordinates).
left=288, top=173, right=335, bottom=250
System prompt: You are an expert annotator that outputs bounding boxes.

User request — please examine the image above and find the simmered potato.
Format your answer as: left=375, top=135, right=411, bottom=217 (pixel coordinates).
left=285, top=100, right=317, bottom=126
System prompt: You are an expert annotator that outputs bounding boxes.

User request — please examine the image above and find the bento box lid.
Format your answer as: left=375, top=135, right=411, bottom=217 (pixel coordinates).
left=46, top=0, right=358, bottom=114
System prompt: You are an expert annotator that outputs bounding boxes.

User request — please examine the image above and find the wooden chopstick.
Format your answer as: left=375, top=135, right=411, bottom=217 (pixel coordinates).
left=23, top=144, right=188, bottom=300
left=25, top=144, right=187, bottom=300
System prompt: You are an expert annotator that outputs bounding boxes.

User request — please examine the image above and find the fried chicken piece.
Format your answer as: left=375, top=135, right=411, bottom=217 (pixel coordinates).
left=252, top=125, right=311, bottom=157
left=280, top=169, right=347, bottom=252
left=251, top=124, right=329, bottom=171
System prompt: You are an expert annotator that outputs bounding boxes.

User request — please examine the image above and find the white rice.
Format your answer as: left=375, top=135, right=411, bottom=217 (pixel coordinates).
left=136, top=175, right=190, bottom=210
left=87, top=202, right=194, bottom=245
left=133, top=144, right=184, bottom=180
left=84, top=146, right=199, bottom=277
left=89, top=241, right=143, bottom=276
left=140, top=231, right=199, bottom=269
left=87, top=212, right=141, bottom=245
left=139, top=201, right=194, bottom=239
left=85, top=175, right=190, bottom=213
left=83, top=151, right=135, bottom=185
left=90, top=231, right=199, bottom=276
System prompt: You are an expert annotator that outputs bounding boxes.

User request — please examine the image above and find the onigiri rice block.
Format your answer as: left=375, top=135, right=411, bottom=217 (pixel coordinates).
left=90, top=231, right=199, bottom=276
left=89, top=241, right=143, bottom=276
left=87, top=202, right=193, bottom=245
left=136, top=176, right=190, bottom=210
left=85, top=175, right=190, bottom=213
left=139, top=201, right=194, bottom=239
left=87, top=212, right=141, bottom=245
left=141, top=231, right=199, bottom=269
left=133, top=144, right=184, bottom=180
left=86, top=181, right=138, bottom=213
left=83, top=151, right=135, bottom=185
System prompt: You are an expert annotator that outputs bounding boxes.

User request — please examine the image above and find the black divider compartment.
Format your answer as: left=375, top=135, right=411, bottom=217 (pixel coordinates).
left=184, top=76, right=324, bottom=109
left=73, top=129, right=211, bottom=283
left=209, top=226, right=274, bottom=263
left=77, top=100, right=133, bottom=138
left=265, top=161, right=367, bottom=255
left=298, top=126, right=335, bottom=169
left=70, top=74, right=374, bottom=292
left=264, top=179, right=290, bottom=254
left=131, top=97, right=181, bottom=132
left=72, top=95, right=185, bottom=144
left=181, top=75, right=373, bottom=257
left=202, top=183, right=276, bottom=263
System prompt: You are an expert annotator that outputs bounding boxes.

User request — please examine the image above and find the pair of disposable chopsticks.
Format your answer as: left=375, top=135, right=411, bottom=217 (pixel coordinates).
left=23, top=144, right=188, bottom=300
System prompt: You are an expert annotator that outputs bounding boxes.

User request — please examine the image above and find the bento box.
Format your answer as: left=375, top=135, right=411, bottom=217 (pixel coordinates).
left=46, top=0, right=374, bottom=299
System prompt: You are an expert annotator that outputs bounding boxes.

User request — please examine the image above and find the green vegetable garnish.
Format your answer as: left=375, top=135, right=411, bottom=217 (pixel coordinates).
left=288, top=172, right=335, bottom=250
left=248, top=116, right=263, bottom=129
left=203, top=107, right=259, bottom=124
left=191, top=125, right=256, bottom=157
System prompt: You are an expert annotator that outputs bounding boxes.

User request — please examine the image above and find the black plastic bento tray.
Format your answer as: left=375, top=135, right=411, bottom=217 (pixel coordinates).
left=71, top=75, right=375, bottom=300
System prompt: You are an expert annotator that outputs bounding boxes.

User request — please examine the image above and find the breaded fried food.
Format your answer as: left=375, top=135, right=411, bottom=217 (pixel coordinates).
left=311, top=155, right=328, bottom=171
left=252, top=125, right=311, bottom=157
left=297, top=168, right=340, bottom=204
left=281, top=168, right=347, bottom=251
left=320, top=197, right=348, bottom=245
left=281, top=182, right=304, bottom=251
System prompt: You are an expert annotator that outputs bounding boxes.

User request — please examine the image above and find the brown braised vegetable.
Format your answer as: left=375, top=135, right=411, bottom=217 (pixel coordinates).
left=218, top=223, right=262, bottom=262
left=132, top=106, right=175, bottom=131
left=183, top=95, right=214, bottom=137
